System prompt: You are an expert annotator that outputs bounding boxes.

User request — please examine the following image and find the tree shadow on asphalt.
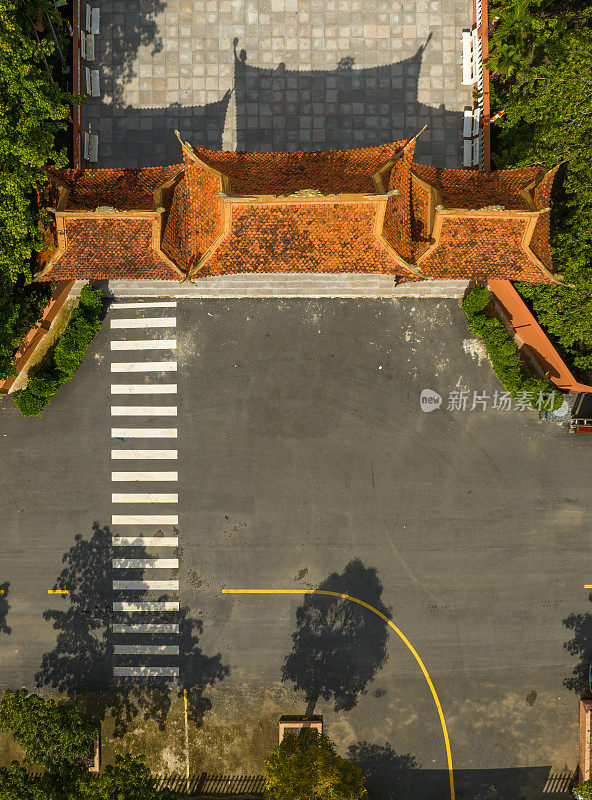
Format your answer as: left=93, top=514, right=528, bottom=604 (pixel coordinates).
left=563, top=595, right=592, bottom=693
left=0, top=581, right=10, bottom=635
left=35, top=522, right=228, bottom=736
left=281, top=559, right=390, bottom=715
left=347, top=742, right=419, bottom=800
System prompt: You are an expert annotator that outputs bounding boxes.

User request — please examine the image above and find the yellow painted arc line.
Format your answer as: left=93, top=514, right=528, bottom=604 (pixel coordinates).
left=222, top=588, right=455, bottom=800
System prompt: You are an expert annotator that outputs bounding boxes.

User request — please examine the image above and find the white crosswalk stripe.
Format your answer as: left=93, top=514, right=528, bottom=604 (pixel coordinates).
left=111, top=362, right=177, bottom=372
left=111, top=384, right=177, bottom=394
left=112, top=623, right=180, bottom=633
left=112, top=580, right=179, bottom=590
left=114, top=302, right=177, bottom=309
left=113, top=645, right=179, bottom=655
left=112, top=558, right=179, bottom=569
left=114, top=666, right=179, bottom=677
left=112, top=514, right=178, bottom=525
left=113, top=601, right=180, bottom=612
left=110, top=317, right=176, bottom=329
left=111, top=450, right=178, bottom=459
left=112, top=493, right=178, bottom=503
left=111, top=428, right=177, bottom=438
left=111, top=471, right=178, bottom=481
left=110, top=340, right=177, bottom=350
left=112, top=537, right=178, bottom=547
left=111, top=406, right=177, bottom=416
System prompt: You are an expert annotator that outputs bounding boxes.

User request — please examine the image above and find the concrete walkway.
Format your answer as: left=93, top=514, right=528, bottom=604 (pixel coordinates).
left=80, top=276, right=469, bottom=299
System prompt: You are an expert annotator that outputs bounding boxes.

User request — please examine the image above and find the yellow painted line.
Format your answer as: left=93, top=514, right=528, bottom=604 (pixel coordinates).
left=183, top=688, right=190, bottom=793
left=585, top=586, right=592, bottom=589
left=47, top=589, right=69, bottom=595
left=223, top=588, right=455, bottom=800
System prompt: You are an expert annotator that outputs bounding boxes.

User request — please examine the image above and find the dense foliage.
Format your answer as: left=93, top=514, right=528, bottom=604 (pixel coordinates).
left=0, top=277, right=53, bottom=378
left=575, top=780, right=592, bottom=800
left=264, top=728, right=368, bottom=800
left=0, top=0, right=78, bottom=376
left=462, top=287, right=563, bottom=410
left=0, top=690, right=96, bottom=774
left=12, top=285, right=103, bottom=416
left=488, top=0, right=592, bottom=379
left=0, top=691, right=173, bottom=800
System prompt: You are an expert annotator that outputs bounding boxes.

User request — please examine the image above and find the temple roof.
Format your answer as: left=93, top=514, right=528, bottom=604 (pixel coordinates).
left=185, top=140, right=408, bottom=196
left=39, top=141, right=560, bottom=285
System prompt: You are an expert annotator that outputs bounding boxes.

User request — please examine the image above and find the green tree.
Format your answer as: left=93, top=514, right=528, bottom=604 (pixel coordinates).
left=0, top=0, right=80, bottom=378
left=0, top=763, right=55, bottom=800
left=72, top=755, right=174, bottom=800
left=0, top=690, right=96, bottom=775
left=488, top=1, right=592, bottom=380
left=264, top=728, right=368, bottom=800
left=0, top=0, right=75, bottom=281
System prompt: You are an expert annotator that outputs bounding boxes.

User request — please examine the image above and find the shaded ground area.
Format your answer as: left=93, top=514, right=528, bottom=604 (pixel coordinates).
left=1, top=298, right=591, bottom=800
left=35, top=523, right=228, bottom=736
left=81, top=0, right=472, bottom=167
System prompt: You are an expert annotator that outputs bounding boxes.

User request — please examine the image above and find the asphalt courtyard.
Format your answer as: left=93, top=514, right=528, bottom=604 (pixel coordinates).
left=1, top=297, right=592, bottom=799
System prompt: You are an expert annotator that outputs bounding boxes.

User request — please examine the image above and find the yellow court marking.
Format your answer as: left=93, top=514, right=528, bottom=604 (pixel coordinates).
left=222, top=588, right=455, bottom=800
left=47, top=589, right=69, bottom=595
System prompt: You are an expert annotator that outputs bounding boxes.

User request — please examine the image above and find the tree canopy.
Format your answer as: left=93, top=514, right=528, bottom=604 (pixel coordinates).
left=0, top=0, right=78, bottom=379
left=488, top=0, right=592, bottom=378
left=0, top=689, right=96, bottom=774
left=0, top=690, right=173, bottom=800
left=264, top=728, right=368, bottom=800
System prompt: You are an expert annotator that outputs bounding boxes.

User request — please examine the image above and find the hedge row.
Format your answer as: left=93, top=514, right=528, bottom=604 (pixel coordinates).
left=462, top=287, right=564, bottom=412
left=12, top=285, right=103, bottom=416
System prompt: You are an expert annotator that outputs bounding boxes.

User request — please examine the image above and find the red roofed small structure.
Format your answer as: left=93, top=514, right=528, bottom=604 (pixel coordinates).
left=37, top=135, right=560, bottom=285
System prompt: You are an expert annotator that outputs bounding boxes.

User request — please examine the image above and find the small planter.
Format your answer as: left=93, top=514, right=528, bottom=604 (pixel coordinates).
left=279, top=715, right=323, bottom=743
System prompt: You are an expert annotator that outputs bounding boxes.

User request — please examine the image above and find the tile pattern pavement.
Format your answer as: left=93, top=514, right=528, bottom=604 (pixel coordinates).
left=80, top=0, right=474, bottom=168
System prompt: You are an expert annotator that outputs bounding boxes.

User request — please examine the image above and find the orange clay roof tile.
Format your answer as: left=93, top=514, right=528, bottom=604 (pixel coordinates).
left=418, top=216, right=553, bottom=282
left=187, top=141, right=408, bottom=196
left=195, top=201, right=404, bottom=278
left=412, top=164, right=542, bottom=210
left=52, top=166, right=182, bottom=211
left=380, top=141, right=415, bottom=264
left=528, top=212, right=553, bottom=272
left=38, top=144, right=559, bottom=284
left=40, top=218, right=178, bottom=281
left=161, top=153, right=224, bottom=272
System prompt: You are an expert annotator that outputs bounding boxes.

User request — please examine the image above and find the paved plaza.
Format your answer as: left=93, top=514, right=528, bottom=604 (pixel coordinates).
left=82, top=0, right=474, bottom=167
left=0, top=297, right=590, bottom=798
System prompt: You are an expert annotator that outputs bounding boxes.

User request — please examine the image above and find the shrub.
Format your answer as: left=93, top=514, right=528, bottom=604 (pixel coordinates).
left=574, top=781, right=592, bottom=800
left=0, top=276, right=52, bottom=379
left=12, top=284, right=103, bottom=416
left=462, top=287, right=564, bottom=411
left=265, top=728, right=368, bottom=800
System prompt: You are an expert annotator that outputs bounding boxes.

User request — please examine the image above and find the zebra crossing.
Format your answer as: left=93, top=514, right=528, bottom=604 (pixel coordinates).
left=109, top=300, right=181, bottom=679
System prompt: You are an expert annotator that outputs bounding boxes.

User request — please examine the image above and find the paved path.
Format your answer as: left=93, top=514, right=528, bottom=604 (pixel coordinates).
left=81, top=0, right=473, bottom=167
left=76, top=276, right=470, bottom=299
